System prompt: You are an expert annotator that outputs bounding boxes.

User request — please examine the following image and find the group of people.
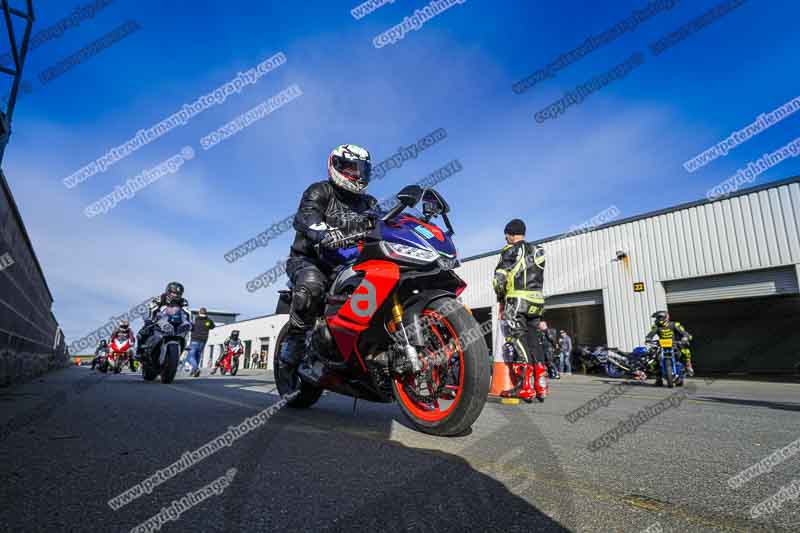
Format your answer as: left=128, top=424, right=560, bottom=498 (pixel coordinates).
left=90, top=285, right=250, bottom=378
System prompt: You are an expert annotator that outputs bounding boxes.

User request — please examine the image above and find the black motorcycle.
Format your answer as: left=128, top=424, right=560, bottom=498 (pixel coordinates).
left=139, top=304, right=192, bottom=384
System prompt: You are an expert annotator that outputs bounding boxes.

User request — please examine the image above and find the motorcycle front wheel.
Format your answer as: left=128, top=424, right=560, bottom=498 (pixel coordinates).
left=392, top=297, right=490, bottom=437
left=160, top=343, right=180, bottom=384
left=665, top=360, right=675, bottom=388
left=230, top=358, right=239, bottom=376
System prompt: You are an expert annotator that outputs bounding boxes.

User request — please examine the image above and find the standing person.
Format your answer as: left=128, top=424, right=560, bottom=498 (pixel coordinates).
left=538, top=320, right=560, bottom=380
left=187, top=307, right=215, bottom=378
left=493, top=218, right=548, bottom=403
left=558, top=330, right=573, bottom=376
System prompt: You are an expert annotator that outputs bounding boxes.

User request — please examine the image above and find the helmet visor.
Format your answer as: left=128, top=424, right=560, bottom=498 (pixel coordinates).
left=334, top=157, right=371, bottom=186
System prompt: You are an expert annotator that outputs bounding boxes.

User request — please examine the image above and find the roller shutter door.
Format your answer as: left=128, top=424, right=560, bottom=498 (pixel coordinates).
left=664, top=267, right=799, bottom=304
left=545, top=290, right=603, bottom=309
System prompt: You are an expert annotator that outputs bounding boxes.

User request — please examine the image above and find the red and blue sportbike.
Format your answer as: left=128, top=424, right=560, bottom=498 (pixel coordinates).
left=274, top=185, right=490, bottom=436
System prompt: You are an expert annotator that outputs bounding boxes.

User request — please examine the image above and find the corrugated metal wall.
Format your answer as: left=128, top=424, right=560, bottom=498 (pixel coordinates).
left=455, top=180, right=800, bottom=352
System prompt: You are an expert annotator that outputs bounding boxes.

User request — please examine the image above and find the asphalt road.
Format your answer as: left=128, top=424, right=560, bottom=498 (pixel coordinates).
left=1, top=366, right=798, bottom=532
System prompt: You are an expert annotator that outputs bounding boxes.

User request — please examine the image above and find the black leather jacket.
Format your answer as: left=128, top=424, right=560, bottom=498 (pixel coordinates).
left=290, top=180, right=378, bottom=261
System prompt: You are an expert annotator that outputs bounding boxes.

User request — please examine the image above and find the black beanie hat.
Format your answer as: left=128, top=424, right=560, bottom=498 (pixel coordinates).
left=504, top=218, right=526, bottom=236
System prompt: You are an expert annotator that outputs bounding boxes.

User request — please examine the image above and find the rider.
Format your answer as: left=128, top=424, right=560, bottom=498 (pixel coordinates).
left=211, top=330, right=244, bottom=374
left=645, top=310, right=694, bottom=384
left=276, top=144, right=378, bottom=387
left=109, top=319, right=135, bottom=347
left=136, top=282, right=191, bottom=361
left=92, top=340, right=108, bottom=370
left=494, top=218, right=548, bottom=402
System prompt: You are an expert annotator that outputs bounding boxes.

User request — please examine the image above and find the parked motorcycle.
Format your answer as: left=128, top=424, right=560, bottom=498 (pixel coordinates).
left=579, top=345, right=652, bottom=381
left=140, top=305, right=192, bottom=384
left=217, top=343, right=243, bottom=376
left=274, top=185, right=490, bottom=437
left=108, top=334, right=133, bottom=374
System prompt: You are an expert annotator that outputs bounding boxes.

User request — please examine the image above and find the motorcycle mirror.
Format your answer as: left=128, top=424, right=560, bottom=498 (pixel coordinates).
left=396, top=184, right=423, bottom=207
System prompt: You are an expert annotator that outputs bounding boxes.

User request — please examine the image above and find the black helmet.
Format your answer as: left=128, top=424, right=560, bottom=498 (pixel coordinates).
left=231, top=330, right=240, bottom=340
left=652, top=311, right=669, bottom=326
left=165, top=282, right=184, bottom=304
left=100, top=339, right=107, bottom=346
left=119, top=319, right=129, bottom=331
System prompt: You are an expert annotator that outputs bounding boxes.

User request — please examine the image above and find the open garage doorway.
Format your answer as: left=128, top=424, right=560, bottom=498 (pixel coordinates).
left=470, top=306, right=493, bottom=357
left=665, top=267, right=800, bottom=375
left=667, top=294, right=800, bottom=375
left=545, top=291, right=607, bottom=373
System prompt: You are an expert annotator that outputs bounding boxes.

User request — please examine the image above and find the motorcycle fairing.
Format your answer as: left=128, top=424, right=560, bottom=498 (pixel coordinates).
left=326, top=260, right=400, bottom=370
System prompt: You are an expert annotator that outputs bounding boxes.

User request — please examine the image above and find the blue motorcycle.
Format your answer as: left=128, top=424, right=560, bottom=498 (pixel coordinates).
left=648, top=338, right=685, bottom=388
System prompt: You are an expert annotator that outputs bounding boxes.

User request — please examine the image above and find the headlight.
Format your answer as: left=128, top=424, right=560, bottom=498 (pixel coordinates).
left=437, top=256, right=460, bottom=270
left=380, top=241, right=439, bottom=263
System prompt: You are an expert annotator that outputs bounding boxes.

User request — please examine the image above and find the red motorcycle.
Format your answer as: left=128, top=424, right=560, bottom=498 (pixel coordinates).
left=216, top=343, right=242, bottom=376
left=108, top=334, right=134, bottom=374
left=274, top=185, right=490, bottom=437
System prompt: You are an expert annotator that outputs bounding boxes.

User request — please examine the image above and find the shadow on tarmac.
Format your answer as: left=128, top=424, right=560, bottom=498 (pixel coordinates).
left=190, top=375, right=575, bottom=532
left=693, top=396, right=800, bottom=412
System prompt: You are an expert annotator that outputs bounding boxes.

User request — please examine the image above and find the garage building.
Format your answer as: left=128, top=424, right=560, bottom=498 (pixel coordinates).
left=455, top=176, right=800, bottom=375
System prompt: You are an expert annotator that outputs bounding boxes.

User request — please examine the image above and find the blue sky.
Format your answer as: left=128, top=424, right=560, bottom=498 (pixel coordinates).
left=2, top=0, right=799, bottom=342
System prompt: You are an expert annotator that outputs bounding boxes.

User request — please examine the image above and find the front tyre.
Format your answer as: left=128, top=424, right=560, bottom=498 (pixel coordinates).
left=230, top=358, right=239, bottom=376
left=665, top=358, right=675, bottom=388
left=273, top=322, right=323, bottom=408
left=160, top=343, right=180, bottom=384
left=392, top=297, right=490, bottom=437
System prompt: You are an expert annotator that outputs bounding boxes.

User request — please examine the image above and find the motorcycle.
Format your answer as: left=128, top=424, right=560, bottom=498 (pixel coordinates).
left=274, top=185, right=490, bottom=437
left=579, top=345, right=653, bottom=381
left=140, top=304, right=192, bottom=384
left=93, top=349, right=109, bottom=373
left=108, top=334, right=133, bottom=374
left=216, top=343, right=243, bottom=376
left=648, top=337, right=686, bottom=388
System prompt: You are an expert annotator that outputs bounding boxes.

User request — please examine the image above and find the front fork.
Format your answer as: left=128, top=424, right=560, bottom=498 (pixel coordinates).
left=388, top=293, right=422, bottom=373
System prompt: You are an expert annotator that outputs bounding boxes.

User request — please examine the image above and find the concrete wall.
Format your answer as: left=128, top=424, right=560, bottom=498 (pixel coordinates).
left=0, top=170, right=67, bottom=386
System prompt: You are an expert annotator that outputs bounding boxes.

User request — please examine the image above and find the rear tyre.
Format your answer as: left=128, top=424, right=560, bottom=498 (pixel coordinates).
left=273, top=322, right=323, bottom=408
left=392, top=297, right=490, bottom=437
left=160, top=343, right=180, bottom=384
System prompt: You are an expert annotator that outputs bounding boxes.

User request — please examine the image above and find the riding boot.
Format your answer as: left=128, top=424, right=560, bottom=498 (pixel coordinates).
left=277, top=331, right=306, bottom=391
left=517, top=364, right=536, bottom=401
left=533, top=362, right=548, bottom=401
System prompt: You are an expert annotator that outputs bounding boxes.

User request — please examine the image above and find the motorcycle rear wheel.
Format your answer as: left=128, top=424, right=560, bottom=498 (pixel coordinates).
left=273, top=322, right=323, bottom=408
left=392, top=297, right=490, bottom=437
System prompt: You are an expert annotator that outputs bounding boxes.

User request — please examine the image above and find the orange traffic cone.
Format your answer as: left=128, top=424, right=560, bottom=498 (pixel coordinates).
left=488, top=350, right=517, bottom=397
left=488, top=319, right=519, bottom=402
